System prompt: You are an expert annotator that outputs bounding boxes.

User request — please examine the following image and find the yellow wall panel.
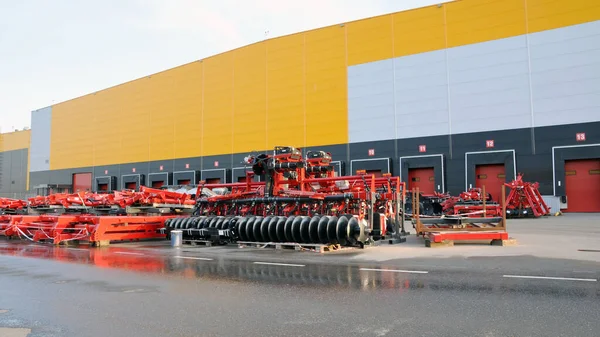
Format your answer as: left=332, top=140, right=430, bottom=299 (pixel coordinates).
left=393, top=5, right=446, bottom=57
left=266, top=34, right=305, bottom=148
left=346, top=15, right=393, bottom=66
left=202, top=53, right=234, bottom=156
left=170, top=62, right=203, bottom=159
left=527, top=0, right=600, bottom=33
left=305, top=25, right=347, bottom=147
left=445, top=0, right=526, bottom=48
left=51, top=61, right=203, bottom=169
left=51, top=95, right=97, bottom=169
left=233, top=44, right=267, bottom=153
left=0, top=130, right=31, bottom=152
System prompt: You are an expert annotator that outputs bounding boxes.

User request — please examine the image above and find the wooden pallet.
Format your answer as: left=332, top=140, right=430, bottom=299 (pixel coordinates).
left=423, top=231, right=517, bottom=248
left=236, top=241, right=355, bottom=253
left=182, top=239, right=216, bottom=247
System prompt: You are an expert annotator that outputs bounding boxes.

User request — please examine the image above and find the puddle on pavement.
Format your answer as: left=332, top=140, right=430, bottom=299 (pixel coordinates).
left=0, top=240, right=598, bottom=299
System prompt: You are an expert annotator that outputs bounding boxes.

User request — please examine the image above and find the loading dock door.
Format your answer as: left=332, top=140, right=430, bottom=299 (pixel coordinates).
left=152, top=181, right=164, bottom=188
left=237, top=176, right=247, bottom=183
left=564, top=159, right=600, bottom=212
left=365, top=170, right=382, bottom=178
left=408, top=168, right=435, bottom=194
left=73, top=173, right=92, bottom=192
left=475, top=164, right=505, bottom=203
left=206, top=178, right=221, bottom=184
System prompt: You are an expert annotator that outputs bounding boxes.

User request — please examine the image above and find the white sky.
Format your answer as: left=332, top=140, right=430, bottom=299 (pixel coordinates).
left=0, top=0, right=449, bottom=132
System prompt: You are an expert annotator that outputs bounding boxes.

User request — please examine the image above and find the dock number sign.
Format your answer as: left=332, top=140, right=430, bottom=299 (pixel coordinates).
left=368, top=149, right=375, bottom=156
left=576, top=133, right=586, bottom=142
left=419, top=145, right=426, bottom=153
left=486, top=140, right=495, bottom=148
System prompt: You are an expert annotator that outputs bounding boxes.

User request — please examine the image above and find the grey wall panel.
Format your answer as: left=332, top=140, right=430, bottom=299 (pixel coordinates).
left=0, top=149, right=29, bottom=194
left=0, top=152, right=8, bottom=192
left=529, top=21, right=600, bottom=127
left=393, top=49, right=449, bottom=139
left=448, top=35, right=531, bottom=134
left=347, top=59, right=395, bottom=143
left=29, top=106, right=52, bottom=172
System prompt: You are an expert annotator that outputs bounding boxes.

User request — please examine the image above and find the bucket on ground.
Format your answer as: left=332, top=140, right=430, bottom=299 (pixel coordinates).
left=171, top=230, right=182, bottom=247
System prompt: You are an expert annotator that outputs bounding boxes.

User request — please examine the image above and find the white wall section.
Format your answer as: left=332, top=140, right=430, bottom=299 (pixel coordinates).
left=447, top=35, right=531, bottom=134
left=394, top=50, right=449, bottom=139
left=30, top=106, right=52, bottom=172
left=346, top=20, right=600, bottom=143
left=529, top=20, right=600, bottom=127
left=347, top=59, right=395, bottom=143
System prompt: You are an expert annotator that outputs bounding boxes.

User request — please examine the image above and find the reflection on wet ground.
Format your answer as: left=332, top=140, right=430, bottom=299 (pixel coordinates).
left=0, top=240, right=597, bottom=300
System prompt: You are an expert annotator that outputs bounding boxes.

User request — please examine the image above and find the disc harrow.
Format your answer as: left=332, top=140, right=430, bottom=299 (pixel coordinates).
left=166, top=145, right=408, bottom=248
left=164, top=213, right=385, bottom=247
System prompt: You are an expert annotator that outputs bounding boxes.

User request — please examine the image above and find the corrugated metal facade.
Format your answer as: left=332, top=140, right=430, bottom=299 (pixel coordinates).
left=1, top=0, right=598, bottom=206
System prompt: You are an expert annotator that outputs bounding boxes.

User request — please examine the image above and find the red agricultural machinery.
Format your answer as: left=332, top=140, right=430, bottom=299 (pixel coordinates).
left=0, top=197, right=28, bottom=215
left=504, top=174, right=551, bottom=218
left=164, top=146, right=408, bottom=248
left=2, top=146, right=408, bottom=249
left=0, top=187, right=194, bottom=245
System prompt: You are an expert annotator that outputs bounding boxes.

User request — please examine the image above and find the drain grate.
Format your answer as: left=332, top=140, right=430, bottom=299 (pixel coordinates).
left=578, top=249, right=600, bottom=253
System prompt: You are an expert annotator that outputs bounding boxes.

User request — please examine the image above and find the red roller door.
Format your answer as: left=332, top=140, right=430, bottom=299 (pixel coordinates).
left=206, top=178, right=221, bottom=184
left=408, top=168, right=435, bottom=194
left=564, top=159, right=600, bottom=212
left=152, top=181, right=164, bottom=188
left=73, top=173, right=92, bottom=192
left=365, top=170, right=382, bottom=177
left=177, top=179, right=191, bottom=185
left=475, top=164, right=505, bottom=203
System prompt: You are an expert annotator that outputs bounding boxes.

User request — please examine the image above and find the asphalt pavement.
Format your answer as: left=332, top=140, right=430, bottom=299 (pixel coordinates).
left=1, top=235, right=599, bottom=337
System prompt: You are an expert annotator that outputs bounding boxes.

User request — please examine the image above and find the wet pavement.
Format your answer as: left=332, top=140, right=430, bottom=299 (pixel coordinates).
left=0, top=240, right=599, bottom=337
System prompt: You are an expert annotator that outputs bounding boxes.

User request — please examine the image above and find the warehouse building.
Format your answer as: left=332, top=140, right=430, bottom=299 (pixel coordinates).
left=1, top=0, right=599, bottom=212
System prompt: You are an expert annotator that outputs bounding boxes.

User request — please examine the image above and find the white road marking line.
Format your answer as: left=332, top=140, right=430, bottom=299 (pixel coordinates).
left=174, top=256, right=213, bottom=261
left=503, top=274, right=597, bottom=282
left=359, top=268, right=429, bottom=274
left=114, top=252, right=144, bottom=256
left=253, top=262, right=305, bottom=267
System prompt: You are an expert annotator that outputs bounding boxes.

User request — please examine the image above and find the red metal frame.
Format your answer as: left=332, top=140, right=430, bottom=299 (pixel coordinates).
left=427, top=231, right=508, bottom=243
left=1, top=214, right=173, bottom=245
left=504, top=173, right=551, bottom=217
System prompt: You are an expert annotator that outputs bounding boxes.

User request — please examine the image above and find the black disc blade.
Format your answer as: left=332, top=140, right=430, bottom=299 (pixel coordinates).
left=253, top=216, right=264, bottom=242
left=308, top=216, right=320, bottom=244
left=346, top=216, right=361, bottom=245
left=317, top=216, right=330, bottom=244
left=284, top=216, right=295, bottom=242
left=215, top=216, right=224, bottom=229
left=291, top=216, right=303, bottom=243
left=327, top=216, right=339, bottom=244
left=336, top=216, right=349, bottom=246
left=275, top=216, right=286, bottom=242
left=237, top=217, right=249, bottom=241
left=299, top=216, right=311, bottom=243
left=245, top=216, right=256, bottom=241
left=260, top=216, right=272, bottom=242
left=268, top=216, right=279, bottom=242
